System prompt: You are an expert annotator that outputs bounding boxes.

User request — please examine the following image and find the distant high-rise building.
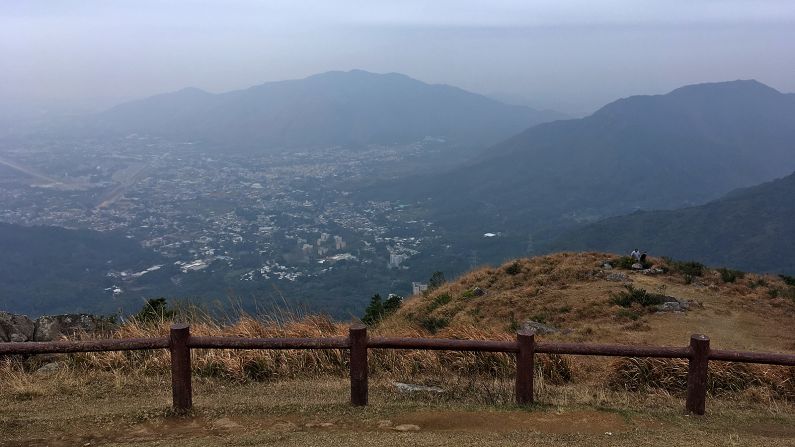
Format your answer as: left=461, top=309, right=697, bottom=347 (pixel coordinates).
left=334, top=235, right=346, bottom=250
left=412, top=282, right=428, bottom=295
left=389, top=253, right=408, bottom=268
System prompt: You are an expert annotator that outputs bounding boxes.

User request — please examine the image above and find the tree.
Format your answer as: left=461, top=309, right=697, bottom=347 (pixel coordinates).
left=428, top=271, right=446, bottom=291
left=361, top=294, right=384, bottom=326
left=361, top=293, right=403, bottom=326
left=135, top=297, right=175, bottom=324
left=383, top=294, right=403, bottom=315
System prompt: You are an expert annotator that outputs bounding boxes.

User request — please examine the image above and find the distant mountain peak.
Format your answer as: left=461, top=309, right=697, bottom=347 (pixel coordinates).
left=667, top=79, right=780, bottom=97
left=591, top=79, right=786, bottom=120
left=93, top=70, right=564, bottom=149
left=176, top=86, right=210, bottom=94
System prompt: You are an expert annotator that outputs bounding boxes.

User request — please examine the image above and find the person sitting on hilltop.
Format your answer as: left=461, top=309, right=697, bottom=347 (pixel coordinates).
left=630, top=248, right=640, bottom=261
left=640, top=252, right=647, bottom=264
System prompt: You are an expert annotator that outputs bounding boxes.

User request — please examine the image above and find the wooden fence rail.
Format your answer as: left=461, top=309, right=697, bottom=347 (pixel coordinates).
left=2, top=324, right=795, bottom=415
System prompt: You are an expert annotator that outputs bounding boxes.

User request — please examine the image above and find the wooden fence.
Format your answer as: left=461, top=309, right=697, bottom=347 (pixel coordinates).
left=2, top=323, right=795, bottom=415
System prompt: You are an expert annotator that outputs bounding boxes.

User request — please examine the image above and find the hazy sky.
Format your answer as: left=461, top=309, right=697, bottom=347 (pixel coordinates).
left=2, top=0, right=795, bottom=115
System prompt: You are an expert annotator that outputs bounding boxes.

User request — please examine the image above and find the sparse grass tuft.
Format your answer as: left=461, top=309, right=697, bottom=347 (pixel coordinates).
left=662, top=258, right=706, bottom=277
left=717, top=268, right=745, bottom=283
left=504, top=261, right=522, bottom=276
left=610, top=285, right=666, bottom=308
left=609, top=357, right=795, bottom=400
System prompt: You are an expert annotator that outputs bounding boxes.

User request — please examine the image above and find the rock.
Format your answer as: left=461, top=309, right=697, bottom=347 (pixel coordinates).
left=521, top=320, right=558, bottom=334
left=392, top=424, right=420, bottom=432
left=471, top=287, right=485, bottom=297
left=35, top=362, right=61, bottom=375
left=631, top=263, right=644, bottom=270
left=393, top=382, right=444, bottom=393
left=606, top=272, right=630, bottom=282
left=602, top=263, right=613, bottom=270
left=33, top=314, right=99, bottom=341
left=642, top=267, right=665, bottom=275
left=0, top=312, right=35, bottom=342
left=653, top=297, right=692, bottom=313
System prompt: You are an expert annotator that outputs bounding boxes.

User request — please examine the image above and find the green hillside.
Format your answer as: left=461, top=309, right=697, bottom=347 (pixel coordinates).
left=548, top=172, right=795, bottom=274
left=0, top=222, right=168, bottom=316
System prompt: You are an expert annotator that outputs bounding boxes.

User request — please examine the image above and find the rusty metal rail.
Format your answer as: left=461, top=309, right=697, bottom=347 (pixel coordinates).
left=2, top=325, right=795, bottom=416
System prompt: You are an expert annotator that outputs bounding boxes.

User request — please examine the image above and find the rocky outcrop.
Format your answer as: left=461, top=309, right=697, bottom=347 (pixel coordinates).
left=33, top=314, right=100, bottom=341
left=0, top=312, right=102, bottom=342
left=0, top=312, right=36, bottom=342
left=521, top=320, right=559, bottom=335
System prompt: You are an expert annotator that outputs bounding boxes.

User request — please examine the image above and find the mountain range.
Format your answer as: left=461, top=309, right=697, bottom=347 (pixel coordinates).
left=88, top=70, right=567, bottom=150
left=384, top=80, right=795, bottom=246
left=548, top=171, right=795, bottom=274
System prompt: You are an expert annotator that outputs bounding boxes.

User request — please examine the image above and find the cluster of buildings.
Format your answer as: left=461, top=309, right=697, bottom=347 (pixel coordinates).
left=0, top=136, right=445, bottom=299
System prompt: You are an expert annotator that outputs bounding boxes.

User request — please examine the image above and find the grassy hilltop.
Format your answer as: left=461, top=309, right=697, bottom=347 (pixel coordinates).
left=2, top=252, right=795, bottom=445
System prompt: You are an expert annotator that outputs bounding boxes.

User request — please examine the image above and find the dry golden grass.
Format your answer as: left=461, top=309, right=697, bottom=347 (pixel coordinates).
left=388, top=252, right=795, bottom=348
left=5, top=252, right=794, bottom=403
left=39, top=313, right=569, bottom=385
left=609, top=358, right=795, bottom=400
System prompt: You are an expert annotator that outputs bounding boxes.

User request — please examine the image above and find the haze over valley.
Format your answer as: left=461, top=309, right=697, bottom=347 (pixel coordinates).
left=2, top=1, right=795, bottom=319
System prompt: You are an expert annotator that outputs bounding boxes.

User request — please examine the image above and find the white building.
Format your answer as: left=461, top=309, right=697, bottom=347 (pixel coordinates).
left=334, top=235, right=346, bottom=250
left=389, top=253, right=409, bottom=268
left=412, top=282, right=428, bottom=295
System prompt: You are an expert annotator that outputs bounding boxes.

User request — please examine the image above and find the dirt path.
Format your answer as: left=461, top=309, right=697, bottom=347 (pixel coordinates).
left=0, top=408, right=661, bottom=446
left=2, top=377, right=795, bottom=446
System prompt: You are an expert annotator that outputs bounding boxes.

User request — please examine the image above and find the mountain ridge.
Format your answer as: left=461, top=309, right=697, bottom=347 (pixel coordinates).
left=91, top=70, right=567, bottom=150
left=382, top=79, right=795, bottom=247
left=548, top=171, right=795, bottom=274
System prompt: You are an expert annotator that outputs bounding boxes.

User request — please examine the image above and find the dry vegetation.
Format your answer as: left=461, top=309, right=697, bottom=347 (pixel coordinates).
left=3, top=252, right=795, bottom=445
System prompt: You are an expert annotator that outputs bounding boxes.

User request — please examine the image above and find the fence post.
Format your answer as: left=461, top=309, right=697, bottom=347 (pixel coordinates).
left=349, top=324, right=368, bottom=406
left=170, top=323, right=192, bottom=413
left=515, top=329, right=535, bottom=406
left=686, top=334, right=709, bottom=415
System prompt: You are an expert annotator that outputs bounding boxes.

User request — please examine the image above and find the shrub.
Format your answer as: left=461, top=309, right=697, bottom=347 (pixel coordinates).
left=361, top=293, right=402, bottom=326
left=717, top=268, right=745, bottom=283
left=613, top=256, right=636, bottom=270
left=504, top=261, right=522, bottom=276
left=616, top=309, right=641, bottom=321
left=750, top=278, right=768, bottom=289
left=779, top=274, right=795, bottom=287
left=663, top=258, right=706, bottom=277
left=134, top=298, right=175, bottom=324
left=427, top=293, right=452, bottom=312
left=419, top=317, right=450, bottom=333
left=611, top=285, right=666, bottom=307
